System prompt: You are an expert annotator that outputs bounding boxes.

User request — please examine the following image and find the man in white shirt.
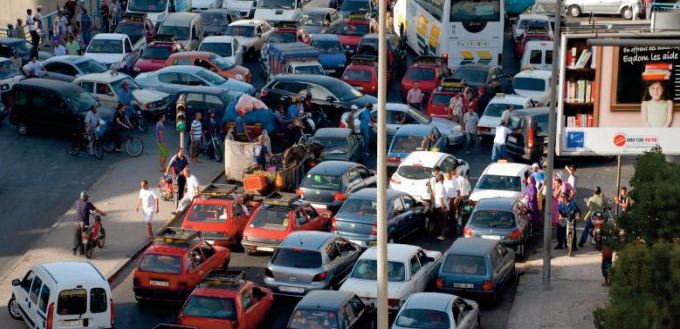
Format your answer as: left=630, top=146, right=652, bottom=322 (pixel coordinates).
left=176, top=167, right=200, bottom=213
left=432, top=174, right=447, bottom=240
left=136, top=180, right=159, bottom=239
left=565, top=164, right=577, bottom=190
left=454, top=168, right=471, bottom=221
left=26, top=9, right=40, bottom=49
left=443, top=168, right=459, bottom=226
left=427, top=165, right=442, bottom=207
left=491, top=121, right=511, bottom=162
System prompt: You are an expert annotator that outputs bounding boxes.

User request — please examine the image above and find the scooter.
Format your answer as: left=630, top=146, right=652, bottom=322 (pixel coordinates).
left=81, top=213, right=106, bottom=259
left=591, top=211, right=606, bottom=251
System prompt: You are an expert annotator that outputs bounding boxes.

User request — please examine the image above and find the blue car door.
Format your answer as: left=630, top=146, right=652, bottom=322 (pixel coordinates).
left=389, top=196, right=407, bottom=239
left=402, top=195, right=425, bottom=231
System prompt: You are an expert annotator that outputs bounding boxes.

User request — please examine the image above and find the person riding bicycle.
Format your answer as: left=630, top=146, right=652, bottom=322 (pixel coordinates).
left=72, top=191, right=106, bottom=255
left=556, top=192, right=580, bottom=251
left=112, top=103, right=132, bottom=152
left=579, top=186, right=606, bottom=247
left=118, top=80, right=134, bottom=119
left=84, top=105, right=101, bottom=154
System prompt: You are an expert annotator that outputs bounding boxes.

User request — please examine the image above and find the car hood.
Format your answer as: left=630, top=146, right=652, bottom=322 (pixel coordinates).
left=132, top=89, right=169, bottom=104
left=219, top=78, right=254, bottom=94
left=84, top=53, right=125, bottom=65
left=339, top=278, right=411, bottom=300
left=469, top=189, right=522, bottom=202
left=478, top=114, right=501, bottom=128
left=430, top=117, right=462, bottom=133
left=254, top=8, right=300, bottom=22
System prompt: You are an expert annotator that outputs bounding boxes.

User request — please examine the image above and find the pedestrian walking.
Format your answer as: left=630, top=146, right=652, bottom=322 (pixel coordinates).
left=359, top=103, right=373, bottom=156
left=190, top=112, right=203, bottom=163
left=406, top=82, right=424, bottom=111
left=462, top=106, right=479, bottom=154
left=72, top=191, right=106, bottom=255
left=35, top=6, right=44, bottom=40
left=111, top=0, right=121, bottom=30
left=443, top=169, right=459, bottom=233
left=156, top=114, right=168, bottom=172
left=166, top=148, right=190, bottom=200
left=175, top=167, right=200, bottom=213
left=136, top=179, right=159, bottom=239
left=14, top=19, right=25, bottom=41
left=26, top=9, right=40, bottom=49
left=432, top=173, right=447, bottom=240
left=525, top=176, right=540, bottom=232
left=491, top=121, right=511, bottom=162
left=100, top=0, right=110, bottom=33
left=565, top=164, right=577, bottom=191
left=81, top=8, right=92, bottom=45
left=644, top=0, right=652, bottom=19
left=448, top=92, right=464, bottom=124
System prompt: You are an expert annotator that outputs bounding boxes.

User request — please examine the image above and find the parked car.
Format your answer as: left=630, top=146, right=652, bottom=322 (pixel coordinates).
left=452, top=64, right=513, bottom=95
left=389, top=151, right=469, bottom=203
left=476, top=94, right=535, bottom=140
left=164, top=51, right=251, bottom=82
left=177, top=270, right=273, bottom=329
left=564, top=0, right=638, bottom=19
left=300, top=7, right=342, bottom=34
left=512, top=14, right=552, bottom=43
left=469, top=162, right=532, bottom=202
left=288, top=290, right=376, bottom=329
left=201, top=8, right=241, bottom=35
left=74, top=72, right=171, bottom=115
left=436, top=238, right=516, bottom=302
left=342, top=54, right=383, bottom=95
left=512, top=68, right=551, bottom=105
left=84, top=33, right=141, bottom=72
left=0, top=38, right=51, bottom=65
left=133, top=228, right=231, bottom=301
left=157, top=12, right=204, bottom=50
left=298, top=160, right=375, bottom=213
left=0, top=56, right=25, bottom=102
left=224, top=19, right=273, bottom=59
left=506, top=107, right=549, bottom=164
left=40, top=55, right=108, bottom=82
left=387, top=125, right=448, bottom=169
left=199, top=35, right=245, bottom=65
left=332, top=189, right=429, bottom=248
left=311, top=128, right=364, bottom=162
left=463, top=197, right=532, bottom=259
left=223, top=0, right=257, bottom=18
left=8, top=261, right=114, bottom=329
left=338, top=0, right=373, bottom=19
left=425, top=78, right=466, bottom=119
left=175, top=86, right=243, bottom=126
left=310, top=34, right=347, bottom=77
left=114, top=13, right=155, bottom=51
left=264, top=231, right=362, bottom=296
left=401, top=56, right=451, bottom=101
left=333, top=17, right=377, bottom=56
left=391, top=292, right=480, bottom=329
left=339, top=244, right=442, bottom=312
left=514, top=29, right=551, bottom=60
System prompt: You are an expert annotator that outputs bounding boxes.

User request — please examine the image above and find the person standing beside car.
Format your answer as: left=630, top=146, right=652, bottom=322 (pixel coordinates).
left=491, top=121, right=511, bottom=162
left=462, top=106, right=479, bottom=155
left=407, top=82, right=424, bottom=111
left=166, top=148, right=190, bottom=200
left=189, top=112, right=203, bottom=163
left=84, top=105, right=101, bottom=154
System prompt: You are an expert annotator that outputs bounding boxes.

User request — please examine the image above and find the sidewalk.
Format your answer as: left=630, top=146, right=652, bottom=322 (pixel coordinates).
left=507, top=240, right=609, bottom=329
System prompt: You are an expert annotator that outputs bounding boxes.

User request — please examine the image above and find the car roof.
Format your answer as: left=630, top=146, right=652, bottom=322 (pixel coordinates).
left=393, top=124, right=433, bottom=136
left=158, top=65, right=203, bottom=73
left=523, top=40, right=553, bottom=49
left=401, top=151, right=449, bottom=167
left=280, top=231, right=334, bottom=250
left=162, top=12, right=199, bottom=25
left=403, top=293, right=453, bottom=311
left=307, top=160, right=357, bottom=176
left=447, top=238, right=498, bottom=255
left=313, top=127, right=352, bottom=138
left=16, top=78, right=80, bottom=94
left=512, top=106, right=549, bottom=117
left=481, top=162, right=530, bottom=177
left=311, top=34, right=340, bottom=41
left=271, top=74, right=340, bottom=86
left=475, top=197, right=517, bottom=211
left=170, top=51, right=215, bottom=59
left=229, top=19, right=268, bottom=26
left=44, top=55, right=91, bottom=64
left=351, top=188, right=400, bottom=200
left=177, top=85, right=227, bottom=95
left=297, top=290, right=354, bottom=310
left=0, top=38, right=27, bottom=44
left=76, top=71, right=130, bottom=83
left=488, top=94, right=532, bottom=105
left=203, top=35, right=236, bottom=43
left=361, top=244, right=419, bottom=262
left=92, top=33, right=127, bottom=41
left=39, top=262, right=106, bottom=284
left=514, top=69, right=552, bottom=80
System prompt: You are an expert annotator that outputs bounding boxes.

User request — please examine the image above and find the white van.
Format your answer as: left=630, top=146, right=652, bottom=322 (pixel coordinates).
left=126, top=0, right=192, bottom=27
left=158, top=12, right=205, bottom=50
left=8, top=261, right=114, bottom=329
left=254, top=0, right=303, bottom=24
left=520, top=40, right=554, bottom=71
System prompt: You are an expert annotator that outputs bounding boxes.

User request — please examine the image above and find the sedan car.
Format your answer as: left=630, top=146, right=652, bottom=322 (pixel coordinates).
left=41, top=55, right=108, bottom=81
left=332, top=189, right=428, bottom=248
left=264, top=231, right=362, bottom=296
left=199, top=35, right=244, bottom=65
left=298, top=160, right=375, bottom=213
left=310, top=34, right=347, bottom=77
left=463, top=197, right=532, bottom=259
left=300, top=7, right=341, bottom=34
left=564, top=0, right=638, bottom=19
left=289, top=290, right=376, bottom=329
left=339, top=244, right=442, bottom=312
left=387, top=125, right=448, bottom=169
left=391, top=292, right=480, bottom=329
left=476, top=94, right=535, bottom=139
left=512, top=14, right=552, bottom=43
left=164, top=51, right=251, bottom=82
left=311, top=128, right=364, bottom=162
left=175, top=86, right=243, bottom=127
left=74, top=72, right=170, bottom=114
left=389, top=151, right=469, bottom=203
left=469, top=162, right=532, bottom=202
left=134, top=65, right=255, bottom=102
left=132, top=39, right=185, bottom=74
left=512, top=68, right=551, bottom=106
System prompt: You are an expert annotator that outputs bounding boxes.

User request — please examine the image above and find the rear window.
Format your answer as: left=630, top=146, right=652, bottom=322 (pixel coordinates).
left=513, top=77, right=546, bottom=91
left=338, top=198, right=376, bottom=217
left=312, top=137, right=348, bottom=156
left=250, top=207, right=290, bottom=231
left=302, top=174, right=342, bottom=191
left=442, top=255, right=487, bottom=275
left=90, top=288, right=108, bottom=313
left=484, top=103, right=524, bottom=117
left=405, top=68, right=435, bottom=81
left=139, top=254, right=182, bottom=274
left=182, top=296, right=236, bottom=320
left=476, top=174, right=521, bottom=192
left=395, top=309, right=450, bottom=329
left=187, top=204, right=228, bottom=223
left=391, top=135, right=427, bottom=153
left=469, top=210, right=516, bottom=229
left=343, top=69, right=372, bottom=82
left=271, top=248, right=322, bottom=268
left=57, top=289, right=87, bottom=315
left=290, top=310, right=339, bottom=329
left=431, top=92, right=453, bottom=106
left=350, top=259, right=405, bottom=281
left=396, top=165, right=432, bottom=180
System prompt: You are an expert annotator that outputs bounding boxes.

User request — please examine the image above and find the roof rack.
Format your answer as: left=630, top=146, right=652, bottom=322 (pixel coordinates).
left=199, top=184, right=240, bottom=200
left=348, top=11, right=369, bottom=21
left=413, top=56, right=444, bottom=66
left=438, top=77, right=465, bottom=91
left=264, top=191, right=299, bottom=207
left=350, top=54, right=377, bottom=66
left=198, top=269, right=247, bottom=289
left=153, top=227, right=201, bottom=246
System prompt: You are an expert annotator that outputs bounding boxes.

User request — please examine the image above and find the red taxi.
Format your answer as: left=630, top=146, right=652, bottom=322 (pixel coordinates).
left=401, top=56, right=452, bottom=101
left=181, top=184, right=261, bottom=248
left=425, top=77, right=466, bottom=119
left=335, top=14, right=377, bottom=56
left=133, top=228, right=231, bottom=302
left=132, top=36, right=184, bottom=74
left=177, top=270, right=273, bottom=329
left=341, top=54, right=384, bottom=95
left=241, top=192, right=332, bottom=254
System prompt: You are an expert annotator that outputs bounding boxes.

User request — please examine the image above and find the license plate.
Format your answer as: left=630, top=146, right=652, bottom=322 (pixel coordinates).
left=150, top=280, right=169, bottom=287
left=279, top=285, right=305, bottom=293
left=62, top=319, right=81, bottom=326
left=482, top=235, right=502, bottom=240
left=369, top=240, right=377, bottom=246
left=258, top=247, right=275, bottom=252
left=453, top=283, right=474, bottom=289
left=507, top=136, right=517, bottom=143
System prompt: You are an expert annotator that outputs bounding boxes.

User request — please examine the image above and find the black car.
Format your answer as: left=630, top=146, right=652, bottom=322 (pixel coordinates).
left=506, top=107, right=549, bottom=164
left=176, top=86, right=241, bottom=126
left=452, top=63, right=513, bottom=96
left=201, top=9, right=241, bottom=36
left=312, top=128, right=364, bottom=162
left=0, top=38, right=52, bottom=65
left=298, top=160, right=375, bottom=213
left=288, top=290, right=376, bottom=329
left=9, top=79, right=114, bottom=136
left=260, top=74, right=377, bottom=125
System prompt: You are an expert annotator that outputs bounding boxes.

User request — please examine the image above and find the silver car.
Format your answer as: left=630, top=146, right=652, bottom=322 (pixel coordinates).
left=263, top=231, right=362, bottom=297
left=564, top=0, right=639, bottom=19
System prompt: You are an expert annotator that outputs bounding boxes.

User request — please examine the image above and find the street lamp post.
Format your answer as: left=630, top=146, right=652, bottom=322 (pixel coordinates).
left=376, top=0, right=389, bottom=325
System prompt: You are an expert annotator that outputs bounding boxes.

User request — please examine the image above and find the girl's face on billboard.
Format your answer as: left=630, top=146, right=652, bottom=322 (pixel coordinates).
left=649, top=82, right=664, bottom=101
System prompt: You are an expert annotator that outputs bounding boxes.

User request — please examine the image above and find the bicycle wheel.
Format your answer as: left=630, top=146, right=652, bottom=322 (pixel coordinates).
left=65, top=139, right=81, bottom=156
left=93, top=140, right=104, bottom=160
left=213, top=140, right=223, bottom=162
left=102, top=136, right=115, bottom=153
left=125, top=136, right=144, bottom=157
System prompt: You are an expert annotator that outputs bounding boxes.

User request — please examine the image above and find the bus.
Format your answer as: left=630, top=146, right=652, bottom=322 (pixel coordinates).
left=393, top=0, right=505, bottom=68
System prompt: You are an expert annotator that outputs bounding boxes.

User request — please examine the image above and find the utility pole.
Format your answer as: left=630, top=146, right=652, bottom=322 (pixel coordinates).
left=376, top=0, right=389, bottom=325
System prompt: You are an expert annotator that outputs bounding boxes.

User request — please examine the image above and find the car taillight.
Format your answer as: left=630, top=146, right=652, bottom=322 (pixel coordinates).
left=331, top=217, right=337, bottom=232
left=145, top=103, right=151, bottom=110
left=509, top=229, right=521, bottom=240
left=46, top=302, right=54, bottom=329
left=387, top=156, right=400, bottom=163
left=388, top=299, right=401, bottom=308
left=296, top=188, right=304, bottom=197
left=265, top=268, right=274, bottom=278
left=390, top=177, right=401, bottom=184
left=436, top=277, right=444, bottom=289
left=334, top=192, right=347, bottom=201
left=339, top=121, right=347, bottom=128
left=313, top=272, right=328, bottom=281
left=370, top=224, right=377, bottom=236
left=110, top=298, right=115, bottom=326
left=260, top=89, right=268, bottom=98
left=464, top=227, right=473, bottom=237
left=527, top=127, right=535, bottom=149
left=482, top=280, right=495, bottom=291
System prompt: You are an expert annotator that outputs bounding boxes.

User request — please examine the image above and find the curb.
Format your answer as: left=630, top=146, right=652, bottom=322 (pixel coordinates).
left=106, top=170, right=226, bottom=284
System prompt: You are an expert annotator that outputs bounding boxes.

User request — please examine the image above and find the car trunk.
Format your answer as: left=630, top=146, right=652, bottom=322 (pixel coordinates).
left=300, top=187, right=338, bottom=204
left=335, top=214, right=375, bottom=238
left=270, top=264, right=321, bottom=285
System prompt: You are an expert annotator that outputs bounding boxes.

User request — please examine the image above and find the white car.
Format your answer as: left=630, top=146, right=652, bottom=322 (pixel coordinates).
left=476, top=94, right=535, bottom=139
left=0, top=56, right=25, bottom=93
left=192, top=0, right=223, bottom=11
left=389, top=151, right=469, bottom=202
left=339, top=244, right=442, bottom=312
left=74, top=72, right=170, bottom=114
left=254, top=0, right=303, bottom=24
left=83, top=33, right=138, bottom=71
left=223, top=0, right=257, bottom=18
left=520, top=40, right=554, bottom=71
left=224, top=19, right=273, bottom=58
left=392, top=292, right=480, bottom=329
left=512, top=14, right=552, bottom=43
left=469, top=162, right=532, bottom=202
left=513, top=68, right=552, bottom=106
left=199, top=35, right=245, bottom=65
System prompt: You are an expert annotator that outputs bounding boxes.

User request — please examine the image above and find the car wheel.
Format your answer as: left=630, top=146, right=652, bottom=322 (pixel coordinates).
left=16, top=122, right=28, bottom=136
left=621, top=6, right=633, bottom=19
left=568, top=5, right=581, bottom=17
left=8, top=296, right=22, bottom=320
left=517, top=241, right=526, bottom=261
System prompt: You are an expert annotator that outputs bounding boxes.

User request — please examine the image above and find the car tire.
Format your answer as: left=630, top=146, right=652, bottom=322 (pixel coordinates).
left=8, top=296, right=22, bottom=320
left=16, top=122, right=28, bottom=136
left=568, top=5, right=581, bottom=17
left=517, top=241, right=526, bottom=261
left=621, top=6, right=633, bottom=19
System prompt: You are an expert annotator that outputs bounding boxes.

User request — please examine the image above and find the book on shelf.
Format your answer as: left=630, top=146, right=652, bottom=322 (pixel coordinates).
left=574, top=49, right=591, bottom=69
left=568, top=47, right=577, bottom=68
left=590, top=46, right=596, bottom=69
left=565, top=114, right=594, bottom=127
left=565, top=79, right=593, bottom=103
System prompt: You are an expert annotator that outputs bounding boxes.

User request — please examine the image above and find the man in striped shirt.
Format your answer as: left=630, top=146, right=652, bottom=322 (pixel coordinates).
left=189, top=112, right=203, bottom=163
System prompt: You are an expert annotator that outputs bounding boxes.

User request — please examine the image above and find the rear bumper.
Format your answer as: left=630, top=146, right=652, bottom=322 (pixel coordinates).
left=263, top=279, right=330, bottom=297
left=438, top=286, right=496, bottom=298
left=447, top=133, right=465, bottom=145
left=201, top=233, right=237, bottom=247
left=506, top=144, right=540, bottom=161
left=133, top=286, right=189, bottom=302
left=241, top=239, right=281, bottom=252
left=339, top=235, right=376, bottom=248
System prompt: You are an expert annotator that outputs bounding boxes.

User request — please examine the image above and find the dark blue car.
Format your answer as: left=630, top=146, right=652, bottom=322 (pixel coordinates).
left=387, top=125, right=448, bottom=169
left=310, top=34, right=347, bottom=78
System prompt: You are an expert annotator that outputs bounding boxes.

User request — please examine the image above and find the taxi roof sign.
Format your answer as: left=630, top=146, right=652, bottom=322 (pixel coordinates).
left=199, top=269, right=246, bottom=289
left=264, top=192, right=299, bottom=207
left=348, top=11, right=369, bottom=21
left=153, top=227, right=201, bottom=245
left=199, top=183, right=240, bottom=200
left=438, top=77, right=465, bottom=91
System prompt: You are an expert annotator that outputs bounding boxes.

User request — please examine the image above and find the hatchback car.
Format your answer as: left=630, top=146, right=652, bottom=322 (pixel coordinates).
left=476, top=94, right=535, bottom=140
left=389, top=151, right=470, bottom=203
left=298, top=160, right=375, bottom=213
left=388, top=125, right=448, bottom=169
left=463, top=197, right=532, bottom=259
left=199, top=35, right=245, bottom=65
left=310, top=34, right=347, bottom=77
left=332, top=189, right=428, bottom=248
left=506, top=107, right=549, bottom=164
left=341, top=55, right=381, bottom=95
left=264, top=231, right=362, bottom=296
left=425, top=78, right=466, bottom=119
left=392, top=292, right=480, bottom=329
left=512, top=14, right=552, bottom=43
left=469, top=162, right=532, bottom=202
left=0, top=57, right=24, bottom=101
left=164, top=51, right=251, bottom=82
left=564, top=0, right=638, bottom=19
left=201, top=8, right=241, bottom=36
left=132, top=38, right=185, bottom=74
left=436, top=238, right=515, bottom=302
left=288, top=290, right=376, bottom=329
left=401, top=56, right=451, bottom=101
left=41, top=55, right=107, bottom=81
left=512, top=68, right=551, bottom=106
left=311, top=128, right=364, bottom=162
left=114, top=13, right=155, bottom=51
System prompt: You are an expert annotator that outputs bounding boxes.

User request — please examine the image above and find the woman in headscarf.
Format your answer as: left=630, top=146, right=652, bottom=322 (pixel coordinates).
left=525, top=176, right=540, bottom=233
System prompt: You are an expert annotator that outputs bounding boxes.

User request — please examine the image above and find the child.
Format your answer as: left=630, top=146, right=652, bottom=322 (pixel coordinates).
left=641, top=80, right=673, bottom=127
left=601, top=244, right=613, bottom=286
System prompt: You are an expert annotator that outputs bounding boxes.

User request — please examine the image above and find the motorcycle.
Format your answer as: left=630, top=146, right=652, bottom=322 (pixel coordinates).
left=591, top=211, right=606, bottom=251
left=563, top=216, right=577, bottom=257
left=81, top=212, right=106, bottom=259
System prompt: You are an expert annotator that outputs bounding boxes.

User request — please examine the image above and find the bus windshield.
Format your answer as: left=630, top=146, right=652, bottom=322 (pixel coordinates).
left=128, top=0, right=168, bottom=13
left=450, top=0, right=500, bottom=22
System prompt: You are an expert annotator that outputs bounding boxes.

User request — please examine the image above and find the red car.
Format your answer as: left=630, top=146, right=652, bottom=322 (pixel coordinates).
left=241, top=192, right=332, bottom=254
left=335, top=15, right=377, bottom=56
left=181, top=184, right=261, bottom=248
left=341, top=54, right=385, bottom=95
left=426, top=78, right=466, bottom=119
left=132, top=37, right=184, bottom=74
left=133, top=228, right=230, bottom=302
left=400, top=56, right=452, bottom=101
left=515, top=32, right=551, bottom=59
left=177, top=270, right=274, bottom=329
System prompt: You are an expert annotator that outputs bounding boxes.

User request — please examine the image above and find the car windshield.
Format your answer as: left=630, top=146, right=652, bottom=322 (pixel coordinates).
left=182, top=296, right=237, bottom=320
left=141, top=46, right=172, bottom=59
left=139, top=254, right=181, bottom=274
left=196, top=69, right=227, bottom=85
left=302, top=173, right=342, bottom=190
left=210, top=54, right=236, bottom=70
left=75, top=59, right=107, bottom=74
left=470, top=210, right=516, bottom=228
left=476, top=174, right=521, bottom=191
left=0, top=60, right=20, bottom=79
left=187, top=204, right=229, bottom=223
left=295, top=65, right=324, bottom=75
left=484, top=103, right=523, bottom=117
left=442, top=255, right=487, bottom=275
left=259, top=0, right=296, bottom=9
left=395, top=309, right=450, bottom=329
left=336, top=23, right=369, bottom=36
left=431, top=92, right=454, bottom=106
left=343, top=68, right=371, bottom=82
left=341, top=0, right=370, bottom=12
left=110, top=77, right=141, bottom=91
left=158, top=26, right=190, bottom=40
left=302, top=13, right=327, bottom=26
left=269, top=32, right=298, bottom=43
left=65, top=92, right=100, bottom=113
left=271, top=248, right=322, bottom=268
left=405, top=68, right=435, bottom=81
left=87, top=39, right=123, bottom=54
left=250, top=207, right=290, bottom=231
left=519, top=19, right=548, bottom=29
left=453, top=68, right=488, bottom=85
left=396, top=165, right=432, bottom=180
left=225, top=25, right=256, bottom=37
left=202, top=12, right=228, bottom=25
left=406, top=107, right=432, bottom=124
left=327, top=80, right=363, bottom=101
left=312, top=137, right=348, bottom=155
left=338, top=198, right=376, bottom=217
left=115, top=24, right=144, bottom=45
left=450, top=0, right=500, bottom=22
left=514, top=77, right=546, bottom=91
left=391, top=135, right=428, bottom=153
left=200, top=42, right=233, bottom=57
left=128, top=0, right=168, bottom=12
left=312, top=40, right=342, bottom=53
left=290, top=310, right=339, bottom=329
left=351, top=259, right=405, bottom=281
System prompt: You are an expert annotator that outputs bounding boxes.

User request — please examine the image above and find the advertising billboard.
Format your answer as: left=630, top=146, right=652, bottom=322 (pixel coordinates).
left=557, top=32, right=680, bottom=156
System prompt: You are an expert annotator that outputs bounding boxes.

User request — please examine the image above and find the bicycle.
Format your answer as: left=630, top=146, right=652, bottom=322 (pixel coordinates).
left=65, top=132, right=104, bottom=160
left=103, top=128, right=144, bottom=157
left=564, top=216, right=577, bottom=257
left=130, top=108, right=147, bottom=134
left=203, top=133, right=223, bottom=162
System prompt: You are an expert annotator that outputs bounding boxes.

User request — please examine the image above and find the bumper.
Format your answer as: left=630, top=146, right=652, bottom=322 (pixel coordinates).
left=241, top=239, right=280, bottom=253
left=438, top=286, right=496, bottom=298
left=506, top=144, right=540, bottom=161
left=359, top=297, right=400, bottom=312
left=202, top=233, right=237, bottom=247
left=476, top=129, right=495, bottom=137
left=263, top=280, right=330, bottom=297
left=342, top=236, right=376, bottom=249
left=308, top=201, right=343, bottom=213
left=133, top=286, right=189, bottom=302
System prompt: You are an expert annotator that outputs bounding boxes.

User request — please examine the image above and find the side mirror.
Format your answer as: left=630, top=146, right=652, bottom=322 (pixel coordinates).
left=11, top=279, right=20, bottom=287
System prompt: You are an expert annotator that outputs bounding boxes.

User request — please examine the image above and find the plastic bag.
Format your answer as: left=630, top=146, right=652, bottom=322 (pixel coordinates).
left=236, top=94, right=268, bottom=116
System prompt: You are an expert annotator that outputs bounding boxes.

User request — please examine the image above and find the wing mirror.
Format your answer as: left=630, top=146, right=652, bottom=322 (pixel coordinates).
left=11, top=279, right=20, bottom=286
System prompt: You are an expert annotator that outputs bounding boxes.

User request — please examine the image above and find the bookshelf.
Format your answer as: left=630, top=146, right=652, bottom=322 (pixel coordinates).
left=563, top=38, right=600, bottom=128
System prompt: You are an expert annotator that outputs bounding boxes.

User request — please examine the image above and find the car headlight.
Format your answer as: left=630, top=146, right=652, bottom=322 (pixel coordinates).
left=0, top=83, right=9, bottom=91
left=234, top=74, right=244, bottom=81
